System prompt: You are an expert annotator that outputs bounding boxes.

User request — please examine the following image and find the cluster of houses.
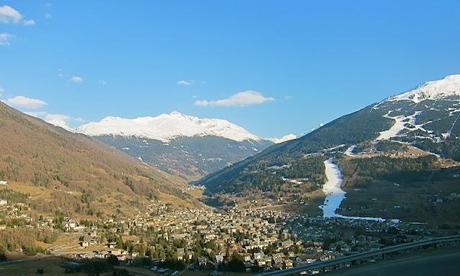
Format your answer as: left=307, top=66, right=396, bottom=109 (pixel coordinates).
left=34, top=202, right=429, bottom=273
left=288, top=215, right=431, bottom=254
left=72, top=248, right=139, bottom=262
left=0, top=186, right=435, bottom=273
left=68, top=207, right=315, bottom=271
left=0, top=200, right=32, bottom=230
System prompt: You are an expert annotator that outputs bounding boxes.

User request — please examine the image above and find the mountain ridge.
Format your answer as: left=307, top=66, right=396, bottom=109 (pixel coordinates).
left=0, top=102, right=199, bottom=218
left=77, top=111, right=264, bottom=143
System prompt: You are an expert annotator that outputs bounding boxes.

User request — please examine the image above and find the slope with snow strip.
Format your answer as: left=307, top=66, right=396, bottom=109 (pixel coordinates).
left=376, top=111, right=422, bottom=141
left=198, top=74, right=460, bottom=225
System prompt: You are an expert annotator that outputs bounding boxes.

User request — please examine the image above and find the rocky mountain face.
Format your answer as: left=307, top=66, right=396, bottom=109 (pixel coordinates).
left=0, top=102, right=198, bottom=219
left=197, top=75, right=460, bottom=226
left=95, top=135, right=272, bottom=181
left=77, top=112, right=273, bottom=180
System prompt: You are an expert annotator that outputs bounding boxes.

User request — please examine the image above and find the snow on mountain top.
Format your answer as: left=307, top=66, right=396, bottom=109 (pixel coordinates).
left=268, top=134, right=297, bottom=144
left=76, top=111, right=262, bottom=142
left=388, top=74, right=460, bottom=103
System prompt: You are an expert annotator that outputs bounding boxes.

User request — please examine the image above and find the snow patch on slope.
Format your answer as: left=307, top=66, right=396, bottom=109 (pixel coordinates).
left=344, top=145, right=357, bottom=157
left=376, top=111, right=421, bottom=140
left=77, top=111, right=262, bottom=142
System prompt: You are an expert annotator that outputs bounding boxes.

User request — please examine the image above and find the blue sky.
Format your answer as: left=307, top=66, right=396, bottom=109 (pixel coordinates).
left=0, top=0, right=459, bottom=138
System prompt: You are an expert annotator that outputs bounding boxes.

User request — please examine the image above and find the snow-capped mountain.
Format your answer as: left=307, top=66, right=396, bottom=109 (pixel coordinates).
left=77, top=111, right=261, bottom=143
left=267, top=134, right=297, bottom=144
left=77, top=112, right=274, bottom=180
left=387, top=74, right=460, bottom=103
left=198, top=75, right=460, bottom=225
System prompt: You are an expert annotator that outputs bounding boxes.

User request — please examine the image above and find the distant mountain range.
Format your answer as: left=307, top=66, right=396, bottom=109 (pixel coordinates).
left=197, top=75, right=460, bottom=226
left=76, top=112, right=276, bottom=180
left=0, top=102, right=198, bottom=218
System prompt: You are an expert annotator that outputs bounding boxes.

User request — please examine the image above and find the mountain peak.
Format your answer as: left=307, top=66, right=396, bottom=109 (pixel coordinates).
left=77, top=112, right=262, bottom=142
left=168, top=111, right=188, bottom=117
left=388, top=74, right=460, bottom=103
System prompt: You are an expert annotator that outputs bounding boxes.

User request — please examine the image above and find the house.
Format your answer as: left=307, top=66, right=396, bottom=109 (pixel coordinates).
left=107, top=242, right=117, bottom=249
left=215, top=254, right=224, bottom=263
left=186, top=251, right=194, bottom=261
left=284, top=259, right=293, bottom=269
left=0, top=181, right=7, bottom=185
left=64, top=220, right=78, bottom=232
left=242, top=253, right=252, bottom=262
left=176, top=248, right=185, bottom=261
left=272, top=253, right=284, bottom=265
left=280, top=239, right=293, bottom=248
left=94, top=251, right=106, bottom=259
left=256, top=259, right=266, bottom=267
left=80, top=241, right=89, bottom=248
left=264, top=257, right=273, bottom=267
left=108, top=249, right=123, bottom=255
left=198, top=256, right=208, bottom=267
left=254, top=252, right=264, bottom=260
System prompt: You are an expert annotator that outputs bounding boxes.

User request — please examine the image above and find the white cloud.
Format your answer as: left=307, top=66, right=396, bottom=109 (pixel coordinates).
left=70, top=76, right=83, bottom=84
left=268, top=134, right=297, bottom=144
left=23, top=19, right=35, bottom=26
left=5, top=96, right=47, bottom=109
left=0, top=33, right=13, bottom=45
left=177, top=80, right=194, bottom=86
left=44, top=113, right=73, bottom=131
left=0, top=5, right=22, bottom=23
left=45, top=13, right=52, bottom=19
left=0, top=5, right=34, bottom=26
left=195, top=90, right=274, bottom=107
left=56, top=69, right=65, bottom=78
left=26, top=111, right=77, bottom=131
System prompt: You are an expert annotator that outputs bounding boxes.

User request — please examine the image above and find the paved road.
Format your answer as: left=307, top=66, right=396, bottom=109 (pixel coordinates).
left=0, top=259, right=30, bottom=266
left=328, top=247, right=460, bottom=276
left=259, top=235, right=460, bottom=276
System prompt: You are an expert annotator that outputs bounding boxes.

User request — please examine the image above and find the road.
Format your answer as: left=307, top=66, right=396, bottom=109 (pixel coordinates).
left=258, top=235, right=460, bottom=276
left=328, top=247, right=460, bottom=276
